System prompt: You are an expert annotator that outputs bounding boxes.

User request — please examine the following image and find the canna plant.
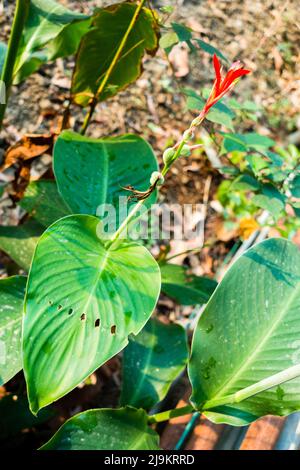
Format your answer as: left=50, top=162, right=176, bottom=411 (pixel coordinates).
left=0, top=0, right=300, bottom=451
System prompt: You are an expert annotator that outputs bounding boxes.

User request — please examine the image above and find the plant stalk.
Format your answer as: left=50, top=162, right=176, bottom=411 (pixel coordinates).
left=80, top=0, right=146, bottom=135
left=0, top=0, right=30, bottom=131
left=148, top=363, right=300, bottom=424
left=148, top=405, right=195, bottom=424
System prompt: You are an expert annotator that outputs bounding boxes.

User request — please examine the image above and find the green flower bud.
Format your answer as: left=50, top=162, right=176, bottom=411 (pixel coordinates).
left=180, top=144, right=191, bottom=157
left=150, top=171, right=164, bottom=186
left=163, top=147, right=176, bottom=165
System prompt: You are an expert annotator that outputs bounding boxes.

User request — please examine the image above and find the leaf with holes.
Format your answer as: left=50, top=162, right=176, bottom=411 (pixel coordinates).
left=161, top=263, right=217, bottom=305
left=0, top=276, right=26, bottom=385
left=19, top=180, right=70, bottom=227
left=40, top=407, right=160, bottom=450
left=189, top=238, right=300, bottom=426
left=71, top=2, right=159, bottom=106
left=23, top=215, right=161, bottom=413
left=53, top=131, right=158, bottom=225
left=0, top=220, right=43, bottom=271
left=120, top=318, right=188, bottom=409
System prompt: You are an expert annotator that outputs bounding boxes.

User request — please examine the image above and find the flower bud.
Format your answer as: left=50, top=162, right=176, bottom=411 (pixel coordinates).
left=150, top=171, right=164, bottom=186
left=163, top=147, right=176, bottom=165
left=182, top=129, right=193, bottom=141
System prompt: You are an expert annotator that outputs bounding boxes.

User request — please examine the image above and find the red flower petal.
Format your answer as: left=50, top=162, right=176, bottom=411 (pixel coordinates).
left=213, top=54, right=222, bottom=93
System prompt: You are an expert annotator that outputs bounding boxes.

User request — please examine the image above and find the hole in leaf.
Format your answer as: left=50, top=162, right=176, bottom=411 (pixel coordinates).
left=58, top=305, right=62, bottom=310
left=111, top=325, right=116, bottom=334
left=48, top=300, right=53, bottom=306
left=68, top=308, right=73, bottom=315
left=81, top=313, right=86, bottom=321
left=94, top=319, right=100, bottom=328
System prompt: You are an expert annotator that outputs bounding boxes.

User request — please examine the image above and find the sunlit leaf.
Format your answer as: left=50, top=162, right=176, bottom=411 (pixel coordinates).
left=71, top=2, right=159, bottom=106
left=14, top=0, right=90, bottom=83
left=53, top=131, right=158, bottom=226
left=23, top=215, right=161, bottom=413
left=189, top=238, right=300, bottom=425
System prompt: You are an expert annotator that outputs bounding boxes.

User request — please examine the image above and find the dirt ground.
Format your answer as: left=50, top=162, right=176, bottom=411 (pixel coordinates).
left=0, top=0, right=299, bottom=449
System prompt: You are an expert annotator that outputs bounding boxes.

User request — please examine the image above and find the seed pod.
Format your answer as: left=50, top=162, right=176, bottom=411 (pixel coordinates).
left=163, top=148, right=176, bottom=165
left=150, top=171, right=164, bottom=186
left=182, top=129, right=194, bottom=141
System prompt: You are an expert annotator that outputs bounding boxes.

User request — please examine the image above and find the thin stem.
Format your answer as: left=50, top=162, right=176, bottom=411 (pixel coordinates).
left=203, top=363, right=300, bottom=410
left=0, top=0, right=30, bottom=130
left=105, top=199, right=145, bottom=249
left=148, top=405, right=195, bottom=424
left=80, top=0, right=146, bottom=135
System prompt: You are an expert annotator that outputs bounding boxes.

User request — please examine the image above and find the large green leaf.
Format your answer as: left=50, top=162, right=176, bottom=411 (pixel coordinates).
left=53, top=131, right=158, bottom=225
left=189, top=238, right=300, bottom=425
left=0, top=42, right=7, bottom=76
left=23, top=215, right=161, bottom=413
left=71, top=2, right=158, bottom=106
left=161, top=263, right=217, bottom=305
left=0, top=220, right=43, bottom=271
left=14, top=0, right=90, bottom=83
left=0, top=276, right=26, bottom=385
left=19, top=180, right=70, bottom=227
left=40, top=407, right=160, bottom=450
left=120, top=318, right=188, bottom=409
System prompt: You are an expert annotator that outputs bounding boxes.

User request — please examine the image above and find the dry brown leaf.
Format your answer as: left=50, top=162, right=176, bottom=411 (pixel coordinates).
left=1, top=133, right=55, bottom=171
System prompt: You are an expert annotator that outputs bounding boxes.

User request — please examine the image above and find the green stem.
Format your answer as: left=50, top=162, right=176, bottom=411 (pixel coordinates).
left=80, top=0, right=146, bottom=135
left=0, top=0, right=30, bottom=130
left=204, top=363, right=300, bottom=409
left=105, top=198, right=145, bottom=249
left=148, top=363, right=300, bottom=424
left=148, top=405, right=195, bottom=424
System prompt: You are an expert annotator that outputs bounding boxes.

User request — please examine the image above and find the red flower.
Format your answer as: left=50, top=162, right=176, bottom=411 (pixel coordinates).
left=201, top=54, right=251, bottom=117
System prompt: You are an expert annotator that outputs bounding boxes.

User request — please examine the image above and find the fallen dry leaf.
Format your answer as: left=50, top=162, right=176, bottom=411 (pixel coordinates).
left=1, top=133, right=55, bottom=171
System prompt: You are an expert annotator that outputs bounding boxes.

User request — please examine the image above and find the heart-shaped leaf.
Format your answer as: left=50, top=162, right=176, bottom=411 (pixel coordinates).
left=161, top=263, right=217, bottom=305
left=40, top=407, right=160, bottom=450
left=53, top=130, right=158, bottom=223
left=23, top=215, right=160, bottom=413
left=71, top=2, right=159, bottom=106
left=189, top=238, right=300, bottom=425
left=120, top=318, right=188, bottom=409
left=0, top=276, right=26, bottom=385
